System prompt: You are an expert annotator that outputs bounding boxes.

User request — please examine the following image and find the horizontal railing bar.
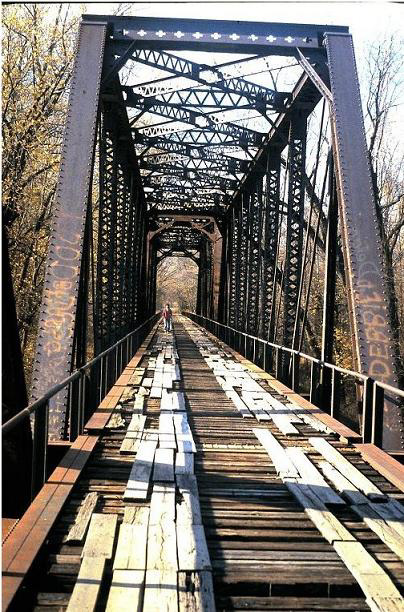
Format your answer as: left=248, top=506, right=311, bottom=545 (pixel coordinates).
left=3, top=313, right=159, bottom=436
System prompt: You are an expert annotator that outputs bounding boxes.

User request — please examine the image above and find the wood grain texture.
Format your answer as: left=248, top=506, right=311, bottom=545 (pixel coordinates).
left=65, top=492, right=98, bottom=543
left=124, top=439, right=158, bottom=500
left=81, top=513, right=117, bottom=559
left=66, top=557, right=105, bottom=612
left=106, top=569, right=144, bottom=612
left=309, top=438, right=386, bottom=501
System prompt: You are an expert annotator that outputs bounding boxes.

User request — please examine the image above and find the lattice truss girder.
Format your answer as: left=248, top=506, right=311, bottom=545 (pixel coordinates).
left=96, top=100, right=148, bottom=352
left=246, top=180, right=264, bottom=334
left=261, top=151, right=281, bottom=339
left=228, top=206, right=240, bottom=328
left=283, top=112, right=307, bottom=349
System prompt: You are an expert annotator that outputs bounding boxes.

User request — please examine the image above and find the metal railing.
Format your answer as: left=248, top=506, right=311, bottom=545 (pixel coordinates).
left=184, top=312, right=404, bottom=449
left=3, top=313, right=160, bottom=495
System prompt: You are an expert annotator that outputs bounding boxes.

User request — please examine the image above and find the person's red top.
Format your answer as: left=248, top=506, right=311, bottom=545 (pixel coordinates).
left=162, top=307, right=172, bottom=319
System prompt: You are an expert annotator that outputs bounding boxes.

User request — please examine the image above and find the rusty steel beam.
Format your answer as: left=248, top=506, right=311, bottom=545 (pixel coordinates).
left=326, top=32, right=403, bottom=450
left=30, top=22, right=107, bottom=441
left=84, top=14, right=348, bottom=55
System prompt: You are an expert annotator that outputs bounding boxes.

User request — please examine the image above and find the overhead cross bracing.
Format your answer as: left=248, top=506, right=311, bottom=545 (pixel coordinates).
left=127, top=52, right=286, bottom=215
left=22, top=14, right=403, bottom=462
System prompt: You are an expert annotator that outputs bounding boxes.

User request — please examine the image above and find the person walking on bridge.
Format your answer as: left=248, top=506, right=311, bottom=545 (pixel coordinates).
left=162, top=303, right=173, bottom=332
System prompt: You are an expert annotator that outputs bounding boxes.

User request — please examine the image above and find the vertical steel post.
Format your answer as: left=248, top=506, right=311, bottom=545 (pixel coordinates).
left=30, top=22, right=107, bottom=440
left=211, top=224, right=223, bottom=320
left=261, top=150, right=281, bottom=342
left=246, top=178, right=263, bottom=336
left=326, top=32, right=403, bottom=449
left=228, top=204, right=240, bottom=328
left=237, top=193, right=249, bottom=331
left=321, top=160, right=338, bottom=409
left=31, top=400, right=49, bottom=497
left=283, top=109, right=307, bottom=378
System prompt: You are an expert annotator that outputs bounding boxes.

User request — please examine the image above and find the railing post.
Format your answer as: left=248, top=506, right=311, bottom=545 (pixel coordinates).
left=372, top=384, right=384, bottom=448
left=362, top=377, right=374, bottom=443
left=291, top=353, right=300, bottom=392
left=321, top=366, right=333, bottom=414
left=267, top=344, right=271, bottom=371
left=79, top=374, right=85, bottom=433
left=330, top=369, right=341, bottom=420
left=310, top=361, right=320, bottom=406
left=69, top=379, right=79, bottom=442
left=100, top=355, right=106, bottom=400
left=115, top=345, right=119, bottom=383
left=31, top=400, right=49, bottom=498
left=275, top=348, right=281, bottom=380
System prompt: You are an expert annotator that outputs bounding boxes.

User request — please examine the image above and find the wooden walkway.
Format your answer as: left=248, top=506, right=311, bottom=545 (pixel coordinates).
left=3, top=316, right=404, bottom=611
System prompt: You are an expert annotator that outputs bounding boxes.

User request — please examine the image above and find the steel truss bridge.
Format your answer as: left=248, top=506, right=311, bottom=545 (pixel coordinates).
left=3, top=14, right=404, bottom=612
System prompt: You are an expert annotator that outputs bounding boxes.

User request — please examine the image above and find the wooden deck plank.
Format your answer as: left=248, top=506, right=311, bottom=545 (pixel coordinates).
left=158, top=414, right=177, bottom=450
left=171, top=391, right=186, bottom=412
left=176, top=524, right=212, bottom=570
left=106, top=569, right=144, bottom=611
left=147, top=522, right=178, bottom=570
left=350, top=503, right=404, bottom=561
left=333, top=540, right=403, bottom=609
left=178, top=571, right=216, bottom=612
left=113, top=524, right=149, bottom=570
left=149, top=483, right=176, bottom=525
left=123, top=439, right=158, bottom=500
left=84, top=323, right=158, bottom=431
left=123, top=506, right=150, bottom=526
left=242, top=392, right=271, bottom=421
left=81, top=513, right=118, bottom=559
left=198, top=321, right=362, bottom=442
left=65, top=492, right=98, bottom=543
left=120, top=415, right=146, bottom=454
left=160, top=389, right=173, bottom=412
left=225, top=390, right=253, bottom=418
left=2, top=434, right=98, bottom=609
left=270, top=412, right=300, bottom=436
left=309, top=438, right=387, bottom=501
left=285, top=479, right=355, bottom=545
left=174, top=414, right=197, bottom=453
left=317, top=460, right=369, bottom=506
left=150, top=386, right=162, bottom=399
left=253, top=428, right=299, bottom=478
left=66, top=557, right=105, bottom=612
left=153, top=448, right=175, bottom=482
left=175, top=452, right=194, bottom=474
left=143, top=570, right=178, bottom=611
left=286, top=448, right=345, bottom=506
left=176, top=474, right=202, bottom=525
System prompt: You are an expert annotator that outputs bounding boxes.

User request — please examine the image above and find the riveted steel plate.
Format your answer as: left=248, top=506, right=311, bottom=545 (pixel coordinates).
left=326, top=32, right=402, bottom=449
left=30, top=22, right=107, bottom=440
